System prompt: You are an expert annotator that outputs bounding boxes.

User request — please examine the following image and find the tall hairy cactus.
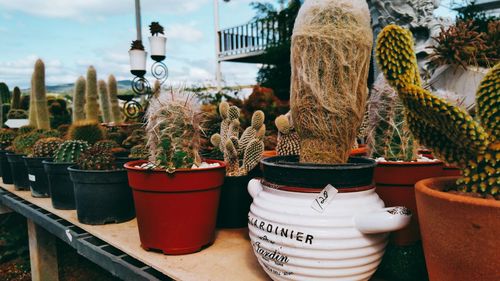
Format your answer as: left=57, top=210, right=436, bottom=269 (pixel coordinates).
left=53, top=140, right=90, bottom=163
left=275, top=114, right=300, bottom=156
left=376, top=24, right=499, bottom=196
left=11, top=87, right=21, bottom=109
left=28, top=75, right=37, bottom=127
left=211, top=102, right=265, bottom=176
left=107, top=75, right=122, bottom=123
left=85, top=66, right=100, bottom=121
left=98, top=79, right=111, bottom=123
left=33, top=59, right=50, bottom=129
left=73, top=76, right=86, bottom=122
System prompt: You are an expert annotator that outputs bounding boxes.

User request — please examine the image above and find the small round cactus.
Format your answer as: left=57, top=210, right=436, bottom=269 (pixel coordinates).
left=32, top=137, right=63, bottom=158
left=11, top=131, right=44, bottom=155
left=53, top=140, right=90, bottom=163
left=0, top=129, right=17, bottom=150
left=18, top=125, right=35, bottom=135
left=7, top=109, right=28, bottom=119
left=93, top=139, right=120, bottom=151
left=67, top=120, right=106, bottom=145
left=77, top=145, right=115, bottom=170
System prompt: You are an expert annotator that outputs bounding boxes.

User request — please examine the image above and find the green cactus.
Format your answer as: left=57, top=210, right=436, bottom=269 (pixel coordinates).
left=11, top=131, right=44, bottom=155
left=33, top=59, right=50, bottom=130
left=211, top=104, right=265, bottom=176
left=76, top=145, right=115, bottom=170
left=107, top=75, right=122, bottom=124
left=53, top=140, right=90, bottom=163
left=11, top=87, right=21, bottom=109
left=98, top=79, right=111, bottom=123
left=376, top=24, right=499, bottom=196
left=57, top=124, right=70, bottom=135
left=93, top=139, right=119, bottom=151
left=28, top=75, right=37, bottom=127
left=18, top=125, right=35, bottom=135
left=73, top=76, right=86, bottom=122
left=0, top=82, right=11, bottom=104
left=85, top=66, right=100, bottom=122
left=0, top=129, right=17, bottom=150
left=67, top=120, right=106, bottom=145
left=275, top=115, right=300, bottom=156
left=32, top=137, right=63, bottom=158
left=7, top=109, right=28, bottom=119
left=129, top=144, right=149, bottom=159
left=366, top=75, right=416, bottom=161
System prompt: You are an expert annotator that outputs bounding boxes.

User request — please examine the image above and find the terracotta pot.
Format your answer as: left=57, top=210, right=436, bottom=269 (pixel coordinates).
left=350, top=147, right=368, bottom=157
left=416, top=177, right=500, bottom=281
left=261, top=150, right=277, bottom=158
left=124, top=159, right=226, bottom=255
left=374, top=161, right=444, bottom=245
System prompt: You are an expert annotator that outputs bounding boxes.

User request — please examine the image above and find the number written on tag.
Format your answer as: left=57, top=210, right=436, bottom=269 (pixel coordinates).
left=311, top=184, right=338, bottom=213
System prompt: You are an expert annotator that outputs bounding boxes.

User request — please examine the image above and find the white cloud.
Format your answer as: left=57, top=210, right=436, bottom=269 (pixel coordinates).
left=0, top=0, right=210, bottom=20
left=167, top=24, right=204, bottom=43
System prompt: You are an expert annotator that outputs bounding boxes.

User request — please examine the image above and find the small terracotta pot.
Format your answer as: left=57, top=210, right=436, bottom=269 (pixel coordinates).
left=261, top=150, right=277, bottom=158
left=416, top=177, right=500, bottom=281
left=350, top=147, right=368, bottom=157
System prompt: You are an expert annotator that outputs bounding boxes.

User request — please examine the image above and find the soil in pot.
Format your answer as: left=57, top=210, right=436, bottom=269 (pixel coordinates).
left=23, top=157, right=51, bottom=198
left=68, top=167, right=135, bottom=225
left=0, top=150, right=13, bottom=184
left=125, top=159, right=226, bottom=255
left=6, top=153, right=30, bottom=191
left=416, top=177, right=500, bottom=281
left=43, top=160, right=76, bottom=210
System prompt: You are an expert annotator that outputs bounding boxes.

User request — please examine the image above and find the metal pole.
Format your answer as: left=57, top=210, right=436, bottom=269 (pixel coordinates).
left=213, top=0, right=222, bottom=91
left=135, top=0, right=142, bottom=41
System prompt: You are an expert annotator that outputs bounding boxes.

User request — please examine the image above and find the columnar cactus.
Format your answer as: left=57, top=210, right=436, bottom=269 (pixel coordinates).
left=275, top=114, right=300, bottom=156
left=107, top=75, right=122, bottom=124
left=53, top=140, right=90, bottom=163
left=98, top=79, right=111, bottom=123
left=33, top=59, right=50, bottom=130
left=85, top=66, right=100, bottom=122
left=73, top=76, right=86, bottom=122
left=32, top=137, right=63, bottom=158
left=211, top=103, right=265, bottom=176
left=77, top=145, right=115, bottom=170
left=0, top=129, right=17, bottom=149
left=67, top=120, right=105, bottom=145
left=28, top=75, right=37, bottom=127
left=11, top=87, right=21, bottom=109
left=376, top=24, right=499, bottom=196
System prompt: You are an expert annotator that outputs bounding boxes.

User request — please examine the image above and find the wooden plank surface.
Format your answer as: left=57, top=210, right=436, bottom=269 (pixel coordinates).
left=1, top=180, right=269, bottom=281
left=27, top=219, right=59, bottom=281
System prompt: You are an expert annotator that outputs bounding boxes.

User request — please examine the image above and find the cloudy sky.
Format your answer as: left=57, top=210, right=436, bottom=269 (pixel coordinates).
left=0, top=0, right=457, bottom=89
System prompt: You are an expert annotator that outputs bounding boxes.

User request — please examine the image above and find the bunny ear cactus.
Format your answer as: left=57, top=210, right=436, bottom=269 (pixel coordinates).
left=376, top=24, right=499, bottom=196
left=32, top=137, right=63, bottom=158
left=73, top=76, right=86, bottom=122
left=53, top=140, right=90, bottom=163
left=275, top=114, right=300, bottom=156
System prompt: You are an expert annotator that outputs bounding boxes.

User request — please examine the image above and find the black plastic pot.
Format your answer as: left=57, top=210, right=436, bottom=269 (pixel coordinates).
left=68, top=166, right=135, bottom=225
left=43, top=160, right=75, bottom=210
left=0, top=150, right=13, bottom=184
left=23, top=157, right=51, bottom=198
left=6, top=153, right=30, bottom=191
left=261, top=155, right=376, bottom=189
left=115, top=157, right=140, bottom=169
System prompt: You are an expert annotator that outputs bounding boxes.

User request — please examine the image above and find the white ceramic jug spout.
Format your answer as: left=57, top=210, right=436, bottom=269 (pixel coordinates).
left=354, top=207, right=412, bottom=234
left=248, top=178, right=263, bottom=198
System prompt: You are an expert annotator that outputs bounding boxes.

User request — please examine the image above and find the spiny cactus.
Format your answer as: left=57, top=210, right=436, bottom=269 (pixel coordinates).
left=28, top=75, right=37, bottom=127
left=366, top=75, right=416, bottom=161
left=0, top=82, right=10, bottom=104
left=18, top=125, right=35, bottom=135
left=376, top=24, right=499, bottom=196
left=33, top=59, right=50, bottom=130
left=31, top=137, right=63, bottom=158
left=129, top=144, right=149, bottom=159
left=275, top=114, right=300, bottom=156
left=11, top=87, right=21, bottom=109
left=122, top=128, right=145, bottom=149
left=77, top=145, right=115, bottom=170
left=0, top=129, right=17, bottom=150
left=93, top=139, right=119, bottom=151
left=107, top=75, right=122, bottom=124
left=73, top=76, right=86, bottom=122
left=53, top=140, right=90, bottom=163
left=98, top=79, right=111, bottom=123
left=7, top=109, right=28, bottom=119
left=11, top=131, right=44, bottom=155
left=211, top=104, right=265, bottom=176
left=67, top=120, right=105, bottom=145
left=85, top=66, right=100, bottom=122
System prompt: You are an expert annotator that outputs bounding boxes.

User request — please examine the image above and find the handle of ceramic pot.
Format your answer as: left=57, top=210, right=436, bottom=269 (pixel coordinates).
left=248, top=179, right=263, bottom=198
left=354, top=207, right=412, bottom=234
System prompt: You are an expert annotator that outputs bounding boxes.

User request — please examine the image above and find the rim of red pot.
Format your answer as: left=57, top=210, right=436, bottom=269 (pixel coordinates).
left=124, top=159, right=226, bottom=173
left=376, top=160, right=443, bottom=166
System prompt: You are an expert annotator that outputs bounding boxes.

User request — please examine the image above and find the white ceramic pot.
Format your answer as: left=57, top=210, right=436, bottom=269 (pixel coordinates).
left=149, top=36, right=167, bottom=57
left=248, top=179, right=411, bottom=281
left=128, top=49, right=147, bottom=71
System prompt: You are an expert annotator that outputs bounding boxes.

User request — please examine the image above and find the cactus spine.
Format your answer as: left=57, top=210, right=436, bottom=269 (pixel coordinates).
left=73, top=76, right=86, bottom=122
left=376, top=24, right=499, bottom=196
left=77, top=145, right=115, bottom=170
left=275, top=114, right=300, bottom=156
left=28, top=75, right=37, bottom=127
left=33, top=59, right=50, bottom=130
left=67, top=120, right=106, bottom=145
left=107, top=75, right=122, bottom=123
left=98, top=79, right=111, bottom=123
left=0, top=129, right=17, bottom=149
left=53, top=140, right=90, bottom=163
left=11, top=87, right=21, bottom=109
left=85, top=66, right=100, bottom=122
left=32, top=137, right=63, bottom=158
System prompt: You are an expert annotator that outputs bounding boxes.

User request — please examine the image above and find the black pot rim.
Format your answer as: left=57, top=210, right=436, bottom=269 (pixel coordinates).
left=67, top=165, right=126, bottom=173
left=261, top=155, right=376, bottom=170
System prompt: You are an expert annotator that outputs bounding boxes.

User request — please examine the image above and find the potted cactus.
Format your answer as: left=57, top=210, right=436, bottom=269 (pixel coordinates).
left=0, top=128, right=17, bottom=184
left=247, top=1, right=412, bottom=280
left=68, top=145, right=135, bottom=225
left=44, top=140, right=89, bottom=209
left=148, top=21, right=167, bottom=61
left=23, top=137, right=63, bottom=197
left=210, top=102, right=265, bottom=228
left=376, top=24, right=500, bottom=281
left=129, top=40, right=147, bottom=77
left=124, top=93, right=225, bottom=255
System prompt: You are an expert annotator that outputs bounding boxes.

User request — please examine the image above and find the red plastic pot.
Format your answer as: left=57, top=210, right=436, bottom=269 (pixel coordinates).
left=124, top=160, right=226, bottom=255
left=374, top=161, right=444, bottom=245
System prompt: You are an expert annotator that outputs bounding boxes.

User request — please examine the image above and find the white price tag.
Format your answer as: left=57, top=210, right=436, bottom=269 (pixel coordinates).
left=65, top=229, right=73, bottom=242
left=28, top=174, right=36, bottom=182
left=311, top=184, right=338, bottom=213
